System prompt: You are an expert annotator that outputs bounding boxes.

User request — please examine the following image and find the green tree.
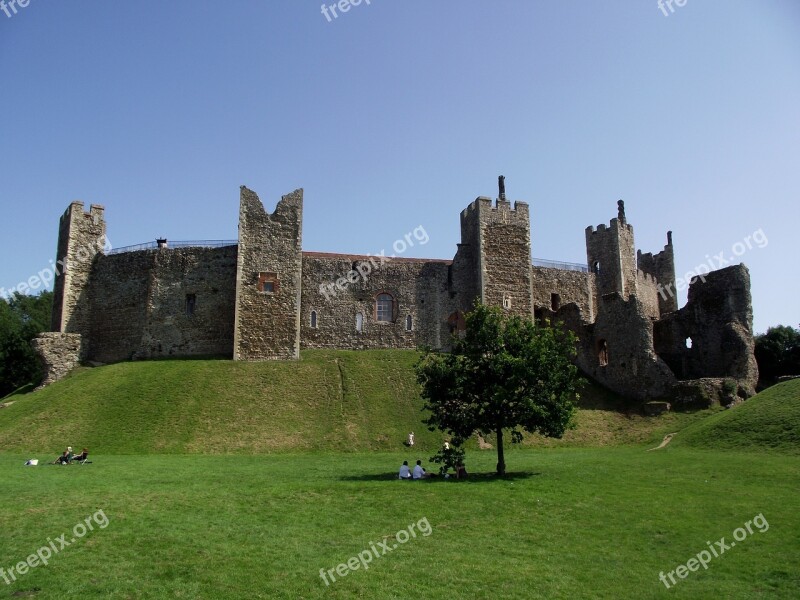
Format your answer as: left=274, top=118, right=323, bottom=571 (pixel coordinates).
left=416, top=302, right=582, bottom=476
left=755, top=325, right=800, bottom=382
left=0, top=291, right=53, bottom=397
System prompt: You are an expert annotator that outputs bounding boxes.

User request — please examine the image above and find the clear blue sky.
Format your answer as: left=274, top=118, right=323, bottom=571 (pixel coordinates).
left=1, top=0, right=798, bottom=333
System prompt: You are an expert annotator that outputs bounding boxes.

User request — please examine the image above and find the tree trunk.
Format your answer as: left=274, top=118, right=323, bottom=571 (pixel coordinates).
left=496, top=428, right=506, bottom=476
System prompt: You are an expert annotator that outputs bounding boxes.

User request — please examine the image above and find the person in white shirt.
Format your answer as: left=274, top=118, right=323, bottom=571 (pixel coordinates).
left=407, top=432, right=415, bottom=447
left=398, top=461, right=412, bottom=479
left=412, top=459, right=428, bottom=479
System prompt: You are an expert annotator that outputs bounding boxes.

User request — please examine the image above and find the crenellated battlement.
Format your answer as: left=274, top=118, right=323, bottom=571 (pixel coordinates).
left=35, top=176, right=756, bottom=405
left=585, top=217, right=633, bottom=236
left=636, top=270, right=658, bottom=285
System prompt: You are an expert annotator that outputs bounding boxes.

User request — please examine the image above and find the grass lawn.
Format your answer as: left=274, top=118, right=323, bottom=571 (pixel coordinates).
left=1, top=448, right=798, bottom=599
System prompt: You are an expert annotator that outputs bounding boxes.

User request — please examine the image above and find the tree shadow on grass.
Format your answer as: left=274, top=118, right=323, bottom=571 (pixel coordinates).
left=341, top=471, right=542, bottom=483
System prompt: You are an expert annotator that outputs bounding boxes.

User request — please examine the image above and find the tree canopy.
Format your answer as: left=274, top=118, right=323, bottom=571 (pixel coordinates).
left=755, top=325, right=800, bottom=382
left=0, top=291, right=53, bottom=398
left=416, top=302, right=582, bottom=476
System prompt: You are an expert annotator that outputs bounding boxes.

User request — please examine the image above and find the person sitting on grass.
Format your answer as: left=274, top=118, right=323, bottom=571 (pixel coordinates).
left=398, top=460, right=412, bottom=479
left=52, top=449, right=71, bottom=465
left=412, top=460, right=429, bottom=480
left=455, top=460, right=468, bottom=479
left=71, top=448, right=89, bottom=463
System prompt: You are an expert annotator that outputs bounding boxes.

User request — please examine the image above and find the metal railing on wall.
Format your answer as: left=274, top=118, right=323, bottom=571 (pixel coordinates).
left=532, top=258, right=589, bottom=272
left=106, top=240, right=238, bottom=255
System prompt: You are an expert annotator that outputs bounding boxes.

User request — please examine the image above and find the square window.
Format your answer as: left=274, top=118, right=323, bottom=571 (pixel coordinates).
left=258, top=272, right=278, bottom=294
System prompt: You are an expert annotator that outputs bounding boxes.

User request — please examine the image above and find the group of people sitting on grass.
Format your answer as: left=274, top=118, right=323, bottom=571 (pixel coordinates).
left=52, top=446, right=89, bottom=465
left=398, top=459, right=467, bottom=480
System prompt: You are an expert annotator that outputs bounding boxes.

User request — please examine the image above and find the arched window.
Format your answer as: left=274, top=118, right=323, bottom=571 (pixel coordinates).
left=310, top=310, right=317, bottom=329
left=685, top=337, right=693, bottom=349
left=405, top=315, right=413, bottom=331
left=356, top=313, right=363, bottom=333
left=593, top=261, right=601, bottom=275
left=375, top=293, right=394, bottom=322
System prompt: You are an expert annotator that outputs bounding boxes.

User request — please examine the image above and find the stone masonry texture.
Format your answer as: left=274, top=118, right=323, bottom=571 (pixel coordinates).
left=34, top=182, right=759, bottom=403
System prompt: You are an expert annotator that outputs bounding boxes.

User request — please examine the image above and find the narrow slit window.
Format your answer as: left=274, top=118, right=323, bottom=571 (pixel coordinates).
left=185, top=294, right=196, bottom=316
left=310, top=310, right=317, bottom=329
left=598, top=339, right=609, bottom=366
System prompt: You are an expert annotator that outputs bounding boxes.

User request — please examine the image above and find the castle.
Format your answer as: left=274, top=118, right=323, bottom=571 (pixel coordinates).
left=34, top=180, right=758, bottom=405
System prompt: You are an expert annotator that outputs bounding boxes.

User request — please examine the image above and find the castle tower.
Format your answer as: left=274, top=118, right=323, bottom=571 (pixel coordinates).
left=638, top=231, right=678, bottom=314
left=50, top=201, right=107, bottom=337
left=585, top=200, right=638, bottom=299
left=233, top=186, right=303, bottom=360
left=457, top=177, right=533, bottom=318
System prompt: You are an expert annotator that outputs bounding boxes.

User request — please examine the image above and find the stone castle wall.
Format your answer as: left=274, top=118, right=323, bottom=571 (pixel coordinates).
left=585, top=204, right=637, bottom=300
left=51, top=202, right=107, bottom=335
left=577, top=294, right=677, bottom=401
left=654, top=264, right=758, bottom=395
left=635, top=270, right=661, bottom=321
left=31, top=333, right=83, bottom=388
left=531, top=266, right=595, bottom=322
left=234, top=187, right=303, bottom=360
left=299, top=254, right=451, bottom=350
left=470, top=198, right=533, bottom=318
left=85, top=246, right=237, bottom=363
left=637, top=232, right=678, bottom=314
left=33, top=184, right=759, bottom=404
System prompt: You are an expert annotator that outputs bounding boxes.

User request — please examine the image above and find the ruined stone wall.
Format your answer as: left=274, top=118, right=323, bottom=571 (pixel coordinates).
left=299, top=254, right=451, bottom=350
left=234, top=187, right=303, bottom=360
left=577, top=294, right=676, bottom=401
left=31, top=333, right=83, bottom=388
left=637, top=231, right=678, bottom=314
left=653, top=264, right=758, bottom=395
left=86, top=246, right=237, bottom=363
left=50, top=202, right=106, bottom=335
left=531, top=266, right=595, bottom=323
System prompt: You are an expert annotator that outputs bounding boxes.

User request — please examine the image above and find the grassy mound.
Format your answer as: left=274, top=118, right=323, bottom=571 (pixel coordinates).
left=0, top=350, right=430, bottom=454
left=672, top=379, right=800, bottom=454
left=0, top=349, right=698, bottom=455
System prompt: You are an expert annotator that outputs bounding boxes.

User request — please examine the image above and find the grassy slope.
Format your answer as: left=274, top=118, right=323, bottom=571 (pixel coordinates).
left=0, top=350, right=699, bottom=455
left=672, top=379, right=800, bottom=454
